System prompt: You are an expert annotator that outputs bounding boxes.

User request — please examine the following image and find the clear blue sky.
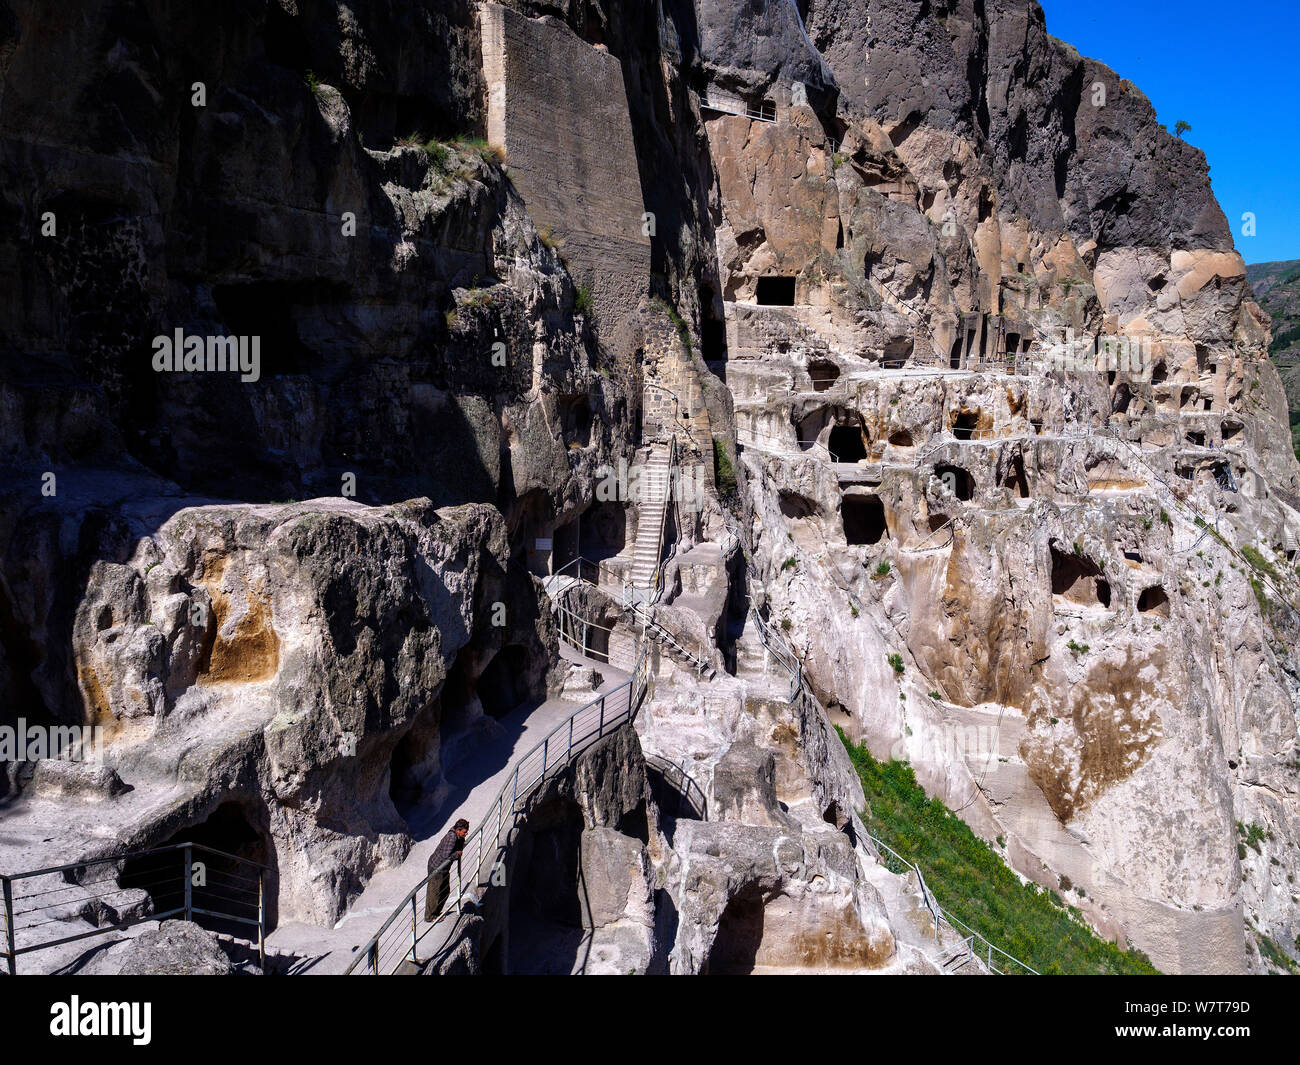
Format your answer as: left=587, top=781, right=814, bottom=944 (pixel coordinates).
left=1038, top=0, right=1300, bottom=265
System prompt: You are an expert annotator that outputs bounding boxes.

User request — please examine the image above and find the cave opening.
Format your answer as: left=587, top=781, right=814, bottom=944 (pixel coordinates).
left=1050, top=545, right=1109, bottom=607
left=1004, top=454, right=1030, bottom=498
left=121, top=801, right=275, bottom=935
left=888, top=429, right=914, bottom=448
left=705, top=884, right=767, bottom=975
left=552, top=518, right=580, bottom=574
left=828, top=423, right=868, bottom=463
left=1138, top=586, right=1169, bottom=616
left=506, top=796, right=587, bottom=973
left=1113, top=382, right=1133, bottom=415
left=579, top=501, right=626, bottom=564
left=935, top=464, right=975, bottom=502
left=557, top=394, right=594, bottom=449
left=478, top=645, right=532, bottom=720
left=808, top=359, right=841, bottom=392
left=842, top=495, right=888, bottom=545
left=953, top=410, right=981, bottom=439
left=949, top=334, right=963, bottom=368
left=212, top=281, right=339, bottom=378
left=755, top=277, right=796, bottom=306
left=389, top=709, right=440, bottom=816
left=699, top=281, right=728, bottom=363
left=1151, top=361, right=1168, bottom=385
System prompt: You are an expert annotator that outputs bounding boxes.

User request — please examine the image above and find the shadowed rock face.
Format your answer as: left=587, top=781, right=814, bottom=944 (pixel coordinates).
left=1, top=0, right=1298, bottom=977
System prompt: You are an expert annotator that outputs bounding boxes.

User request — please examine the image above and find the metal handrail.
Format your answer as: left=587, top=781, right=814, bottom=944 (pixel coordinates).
left=552, top=555, right=710, bottom=675
left=344, top=648, right=653, bottom=975
left=644, top=754, right=709, bottom=820
left=1, top=841, right=267, bottom=975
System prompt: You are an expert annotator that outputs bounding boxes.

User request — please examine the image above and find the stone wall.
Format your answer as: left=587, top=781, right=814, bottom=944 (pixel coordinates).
left=481, top=3, right=650, bottom=360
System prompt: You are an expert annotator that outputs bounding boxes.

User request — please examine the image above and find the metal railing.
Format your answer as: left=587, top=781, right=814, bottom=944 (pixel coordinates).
left=1, top=842, right=267, bottom=975
left=345, top=649, right=653, bottom=975
left=645, top=755, right=709, bottom=821
left=552, top=554, right=711, bottom=676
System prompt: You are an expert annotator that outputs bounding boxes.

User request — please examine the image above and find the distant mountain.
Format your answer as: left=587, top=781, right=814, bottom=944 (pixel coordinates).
left=1248, top=260, right=1300, bottom=456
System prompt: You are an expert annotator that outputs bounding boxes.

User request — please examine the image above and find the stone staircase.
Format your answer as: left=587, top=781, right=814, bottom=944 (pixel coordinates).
left=627, top=443, right=672, bottom=591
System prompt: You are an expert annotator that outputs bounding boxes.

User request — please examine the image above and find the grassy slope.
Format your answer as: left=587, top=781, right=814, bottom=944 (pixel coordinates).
left=840, top=732, right=1159, bottom=975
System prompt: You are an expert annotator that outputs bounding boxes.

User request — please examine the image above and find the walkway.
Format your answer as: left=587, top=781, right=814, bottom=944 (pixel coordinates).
left=266, top=646, right=630, bottom=973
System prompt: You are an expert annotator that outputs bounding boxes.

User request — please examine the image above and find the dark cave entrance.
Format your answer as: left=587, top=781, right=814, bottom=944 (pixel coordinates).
left=842, top=495, right=888, bottom=545
left=557, top=394, right=594, bottom=449
left=579, top=501, right=626, bottom=564
left=700, top=281, right=728, bottom=363
left=506, top=796, right=586, bottom=974
left=755, top=277, right=796, bottom=306
left=808, top=359, right=840, bottom=392
left=953, top=410, right=981, bottom=440
left=1138, top=586, right=1169, bottom=616
left=120, top=801, right=275, bottom=935
left=949, top=334, right=963, bottom=369
left=478, top=645, right=531, bottom=720
left=828, top=423, right=868, bottom=463
left=935, top=464, right=975, bottom=501
left=1004, top=454, right=1030, bottom=498
left=1050, top=545, right=1110, bottom=608
left=705, top=884, right=767, bottom=974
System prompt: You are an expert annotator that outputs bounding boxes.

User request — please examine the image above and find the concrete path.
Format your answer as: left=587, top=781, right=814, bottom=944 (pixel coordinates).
left=266, top=646, right=628, bottom=973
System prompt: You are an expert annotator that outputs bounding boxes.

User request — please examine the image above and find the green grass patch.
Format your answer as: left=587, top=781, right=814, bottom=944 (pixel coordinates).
left=713, top=437, right=737, bottom=498
left=839, top=732, right=1160, bottom=975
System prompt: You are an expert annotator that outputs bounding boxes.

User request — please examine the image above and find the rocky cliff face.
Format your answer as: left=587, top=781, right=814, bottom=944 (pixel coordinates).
left=1, top=0, right=1297, bottom=975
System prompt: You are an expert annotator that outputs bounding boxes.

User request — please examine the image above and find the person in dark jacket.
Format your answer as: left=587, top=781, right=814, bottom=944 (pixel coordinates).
left=424, top=818, right=470, bottom=922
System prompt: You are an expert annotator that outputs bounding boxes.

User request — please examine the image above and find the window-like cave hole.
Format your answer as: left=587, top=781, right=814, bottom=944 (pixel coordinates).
left=780, top=491, right=819, bottom=521
left=1005, top=332, right=1021, bottom=356
left=1050, top=545, right=1110, bottom=607
left=1123, top=550, right=1144, bottom=563
left=888, top=429, right=914, bottom=447
left=1151, top=361, right=1168, bottom=385
left=829, top=424, right=868, bottom=463
left=1138, top=586, right=1169, bottom=615
left=842, top=495, right=888, bottom=545
left=949, top=335, right=963, bottom=368
left=1187, top=430, right=1206, bottom=447
left=755, top=277, right=796, bottom=306
left=557, top=394, right=593, bottom=448
left=1222, top=421, right=1243, bottom=442
left=935, top=464, right=975, bottom=502
left=808, top=359, right=840, bottom=392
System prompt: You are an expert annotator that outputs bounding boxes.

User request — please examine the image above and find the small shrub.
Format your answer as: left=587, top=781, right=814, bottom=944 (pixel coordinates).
left=574, top=282, right=596, bottom=317
left=780, top=617, right=792, bottom=633
left=713, top=438, right=737, bottom=498
left=782, top=556, right=797, bottom=571
left=887, top=652, right=904, bottom=676
left=873, top=561, right=891, bottom=579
